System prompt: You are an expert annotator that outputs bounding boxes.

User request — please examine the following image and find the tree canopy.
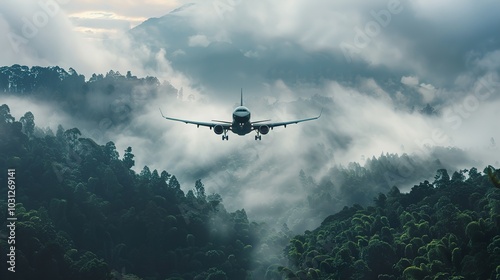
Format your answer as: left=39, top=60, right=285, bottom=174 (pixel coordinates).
left=283, top=165, right=500, bottom=280
left=1, top=102, right=500, bottom=279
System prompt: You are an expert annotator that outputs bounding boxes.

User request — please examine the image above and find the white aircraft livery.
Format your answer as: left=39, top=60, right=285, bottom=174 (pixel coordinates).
left=160, top=90, right=321, bottom=140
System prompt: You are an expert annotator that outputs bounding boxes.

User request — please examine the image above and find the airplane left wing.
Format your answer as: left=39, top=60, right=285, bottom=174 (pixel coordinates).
left=159, top=109, right=231, bottom=129
left=252, top=109, right=322, bottom=130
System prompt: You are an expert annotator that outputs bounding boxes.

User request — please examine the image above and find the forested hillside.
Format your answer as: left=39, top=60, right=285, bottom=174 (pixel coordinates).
left=282, top=166, right=500, bottom=279
left=1, top=65, right=499, bottom=279
left=0, top=65, right=177, bottom=128
left=2, top=103, right=500, bottom=279
left=0, top=104, right=292, bottom=279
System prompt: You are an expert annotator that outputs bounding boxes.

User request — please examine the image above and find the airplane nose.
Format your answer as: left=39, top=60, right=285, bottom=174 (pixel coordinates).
left=233, top=106, right=251, bottom=123
left=234, top=111, right=249, bottom=118
left=233, top=111, right=250, bottom=123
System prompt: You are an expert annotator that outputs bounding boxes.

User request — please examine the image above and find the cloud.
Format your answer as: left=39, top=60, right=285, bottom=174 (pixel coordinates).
left=418, top=83, right=437, bottom=103
left=69, top=11, right=141, bottom=31
left=2, top=0, right=500, bottom=233
left=101, top=71, right=499, bottom=231
left=0, top=1, right=119, bottom=75
left=401, top=75, right=419, bottom=86
left=2, top=96, right=72, bottom=132
left=180, top=0, right=500, bottom=87
left=188, top=34, right=210, bottom=47
left=474, top=50, right=500, bottom=72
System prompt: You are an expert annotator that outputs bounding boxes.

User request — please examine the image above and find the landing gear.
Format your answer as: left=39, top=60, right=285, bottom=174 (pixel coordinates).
left=222, top=129, right=228, bottom=141
left=255, top=131, right=262, bottom=141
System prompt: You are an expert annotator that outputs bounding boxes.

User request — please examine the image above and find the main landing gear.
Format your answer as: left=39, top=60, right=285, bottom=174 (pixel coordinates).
left=255, top=131, right=262, bottom=141
left=222, top=129, right=228, bottom=140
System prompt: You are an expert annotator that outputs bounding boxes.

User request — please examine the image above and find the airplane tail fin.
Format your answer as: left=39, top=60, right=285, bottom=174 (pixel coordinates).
left=241, top=88, right=243, bottom=106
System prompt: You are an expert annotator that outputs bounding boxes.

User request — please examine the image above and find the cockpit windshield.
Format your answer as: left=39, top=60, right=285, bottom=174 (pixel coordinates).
left=234, top=106, right=249, bottom=113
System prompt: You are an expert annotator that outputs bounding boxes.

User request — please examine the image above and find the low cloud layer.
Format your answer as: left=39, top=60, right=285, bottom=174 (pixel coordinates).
left=1, top=0, right=500, bottom=231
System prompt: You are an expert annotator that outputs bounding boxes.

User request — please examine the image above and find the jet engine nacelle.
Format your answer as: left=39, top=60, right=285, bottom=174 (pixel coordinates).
left=259, top=125, right=270, bottom=135
left=214, top=125, right=224, bottom=135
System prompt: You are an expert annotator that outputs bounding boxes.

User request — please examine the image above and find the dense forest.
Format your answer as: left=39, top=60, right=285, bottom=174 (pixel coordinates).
left=1, top=65, right=500, bottom=279
left=0, top=65, right=178, bottom=129
left=2, top=105, right=500, bottom=280
left=282, top=165, right=500, bottom=279
left=0, top=103, right=294, bottom=279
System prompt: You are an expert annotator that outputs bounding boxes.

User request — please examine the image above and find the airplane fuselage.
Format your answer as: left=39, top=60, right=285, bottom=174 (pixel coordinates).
left=232, top=106, right=252, bottom=135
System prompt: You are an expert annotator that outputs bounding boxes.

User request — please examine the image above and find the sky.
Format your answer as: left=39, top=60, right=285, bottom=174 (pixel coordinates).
left=1, top=0, right=500, bottom=231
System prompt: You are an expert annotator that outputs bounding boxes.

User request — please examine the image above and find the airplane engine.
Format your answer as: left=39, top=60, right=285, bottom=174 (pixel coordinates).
left=213, top=125, right=224, bottom=135
left=259, top=125, right=270, bottom=135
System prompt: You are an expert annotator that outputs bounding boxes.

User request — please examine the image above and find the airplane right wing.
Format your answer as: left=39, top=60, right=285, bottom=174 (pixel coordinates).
left=252, top=109, right=322, bottom=130
left=159, top=109, right=231, bottom=130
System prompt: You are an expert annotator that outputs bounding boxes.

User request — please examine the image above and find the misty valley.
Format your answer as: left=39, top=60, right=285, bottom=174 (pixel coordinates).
left=1, top=65, right=500, bottom=280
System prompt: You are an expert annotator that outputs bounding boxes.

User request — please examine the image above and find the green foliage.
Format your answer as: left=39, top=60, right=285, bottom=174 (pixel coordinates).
left=122, top=146, right=135, bottom=169
left=20, top=111, right=35, bottom=136
left=71, top=251, right=109, bottom=280
left=283, top=163, right=500, bottom=280
left=465, top=221, right=484, bottom=242
left=2, top=102, right=500, bottom=280
left=0, top=111, right=261, bottom=280
left=403, top=266, right=427, bottom=280
left=0, top=65, right=177, bottom=130
left=194, top=179, right=207, bottom=201
left=364, top=239, right=397, bottom=276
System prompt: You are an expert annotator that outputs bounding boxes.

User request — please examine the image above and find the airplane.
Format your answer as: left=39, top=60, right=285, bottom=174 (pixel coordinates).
left=159, top=89, right=322, bottom=140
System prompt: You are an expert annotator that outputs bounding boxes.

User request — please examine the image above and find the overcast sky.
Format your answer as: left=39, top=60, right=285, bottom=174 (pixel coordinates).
left=1, top=0, right=500, bottom=231
left=2, top=0, right=499, bottom=87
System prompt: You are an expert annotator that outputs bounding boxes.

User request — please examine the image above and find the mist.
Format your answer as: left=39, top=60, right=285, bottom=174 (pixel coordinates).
left=2, top=0, right=500, bottom=234
left=106, top=76, right=498, bottom=231
left=5, top=74, right=498, bottom=232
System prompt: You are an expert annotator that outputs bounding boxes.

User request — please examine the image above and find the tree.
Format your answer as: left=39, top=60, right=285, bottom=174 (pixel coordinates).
left=140, top=166, right=152, bottom=180
left=434, top=169, right=450, bottom=188
left=420, top=104, right=437, bottom=116
left=403, top=266, right=427, bottom=279
left=194, top=179, right=206, bottom=201
left=104, top=141, right=119, bottom=161
left=160, top=171, right=171, bottom=182
left=63, top=128, right=82, bottom=146
left=467, top=167, right=482, bottom=183
left=204, top=267, right=228, bottom=280
left=169, top=175, right=181, bottom=190
left=20, top=111, right=35, bottom=136
left=56, top=124, right=64, bottom=139
left=364, top=240, right=397, bottom=276
left=374, top=193, right=387, bottom=208
left=207, top=193, right=223, bottom=209
left=409, top=180, right=435, bottom=203
left=0, top=104, right=15, bottom=123
left=485, top=166, right=500, bottom=188
left=122, top=146, right=135, bottom=169
left=451, top=170, right=466, bottom=182
left=465, top=221, right=484, bottom=243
